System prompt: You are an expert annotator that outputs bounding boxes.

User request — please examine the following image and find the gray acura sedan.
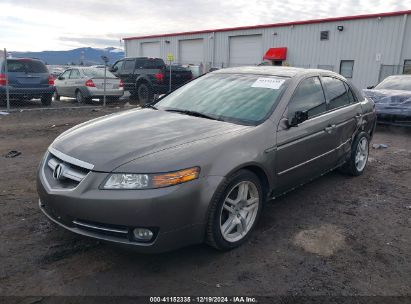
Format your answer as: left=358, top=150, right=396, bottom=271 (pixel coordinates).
left=37, top=67, right=376, bottom=252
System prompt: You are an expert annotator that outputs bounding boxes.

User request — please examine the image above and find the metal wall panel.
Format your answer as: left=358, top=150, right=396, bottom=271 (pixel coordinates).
left=125, top=13, right=411, bottom=88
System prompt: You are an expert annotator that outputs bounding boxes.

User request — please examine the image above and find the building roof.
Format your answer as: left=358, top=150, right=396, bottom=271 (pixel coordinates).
left=123, top=10, right=411, bottom=41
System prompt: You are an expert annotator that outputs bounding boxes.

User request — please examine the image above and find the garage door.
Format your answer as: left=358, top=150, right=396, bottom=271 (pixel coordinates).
left=179, top=39, right=204, bottom=65
left=229, top=35, right=262, bottom=67
left=141, top=42, right=160, bottom=58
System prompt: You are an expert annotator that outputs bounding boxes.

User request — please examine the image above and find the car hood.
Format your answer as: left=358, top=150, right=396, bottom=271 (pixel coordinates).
left=51, top=108, right=250, bottom=172
left=362, top=89, right=411, bottom=115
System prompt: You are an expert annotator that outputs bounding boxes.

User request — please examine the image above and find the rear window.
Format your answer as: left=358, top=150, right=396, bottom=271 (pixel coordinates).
left=5, top=59, right=48, bottom=73
left=82, top=68, right=116, bottom=78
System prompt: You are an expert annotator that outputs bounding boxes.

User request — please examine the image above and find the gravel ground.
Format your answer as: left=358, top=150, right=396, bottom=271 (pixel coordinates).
left=0, top=107, right=410, bottom=297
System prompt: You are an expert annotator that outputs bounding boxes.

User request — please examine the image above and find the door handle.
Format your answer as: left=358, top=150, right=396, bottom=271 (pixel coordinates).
left=324, top=125, right=336, bottom=133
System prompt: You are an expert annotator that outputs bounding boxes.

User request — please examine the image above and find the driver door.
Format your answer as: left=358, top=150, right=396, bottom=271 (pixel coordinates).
left=275, top=76, right=338, bottom=193
left=56, top=70, right=71, bottom=97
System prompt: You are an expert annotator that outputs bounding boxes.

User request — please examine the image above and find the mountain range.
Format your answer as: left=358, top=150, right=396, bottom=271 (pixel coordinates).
left=10, top=47, right=125, bottom=65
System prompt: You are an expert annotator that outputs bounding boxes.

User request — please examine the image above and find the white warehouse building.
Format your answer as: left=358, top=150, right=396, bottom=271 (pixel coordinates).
left=123, top=10, right=411, bottom=89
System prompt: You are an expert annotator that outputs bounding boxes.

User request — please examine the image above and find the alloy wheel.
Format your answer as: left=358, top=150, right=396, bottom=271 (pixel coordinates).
left=219, top=181, right=259, bottom=243
left=355, top=137, right=369, bottom=172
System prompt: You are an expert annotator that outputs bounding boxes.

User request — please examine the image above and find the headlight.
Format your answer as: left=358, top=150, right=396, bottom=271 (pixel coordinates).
left=102, top=167, right=200, bottom=190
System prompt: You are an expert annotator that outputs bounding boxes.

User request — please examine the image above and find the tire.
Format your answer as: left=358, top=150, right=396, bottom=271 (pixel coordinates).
left=137, top=83, right=154, bottom=105
left=41, top=94, right=52, bottom=106
left=75, top=90, right=91, bottom=104
left=340, top=131, right=370, bottom=176
left=53, top=91, right=60, bottom=101
left=206, top=170, right=263, bottom=251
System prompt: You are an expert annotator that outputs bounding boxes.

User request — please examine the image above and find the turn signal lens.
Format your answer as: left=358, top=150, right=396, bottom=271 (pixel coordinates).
left=102, top=167, right=200, bottom=190
left=152, top=167, right=200, bottom=188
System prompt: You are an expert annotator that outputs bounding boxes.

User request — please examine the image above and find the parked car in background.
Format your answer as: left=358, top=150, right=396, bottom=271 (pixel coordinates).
left=0, top=58, right=55, bottom=105
left=90, top=65, right=106, bottom=69
left=363, top=75, right=411, bottom=126
left=110, top=57, right=192, bottom=104
left=37, top=67, right=376, bottom=253
left=54, top=67, right=124, bottom=103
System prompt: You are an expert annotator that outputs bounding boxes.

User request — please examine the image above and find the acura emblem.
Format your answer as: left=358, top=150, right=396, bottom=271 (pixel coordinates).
left=53, top=163, right=66, bottom=180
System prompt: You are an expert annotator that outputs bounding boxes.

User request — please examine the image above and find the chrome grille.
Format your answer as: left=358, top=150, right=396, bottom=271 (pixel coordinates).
left=43, top=148, right=92, bottom=190
left=47, top=157, right=88, bottom=182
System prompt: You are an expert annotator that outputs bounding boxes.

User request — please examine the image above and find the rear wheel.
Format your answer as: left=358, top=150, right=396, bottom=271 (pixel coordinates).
left=41, top=94, right=52, bottom=106
left=206, top=170, right=263, bottom=251
left=137, top=83, right=153, bottom=105
left=340, top=132, right=370, bottom=176
left=75, top=90, right=91, bottom=104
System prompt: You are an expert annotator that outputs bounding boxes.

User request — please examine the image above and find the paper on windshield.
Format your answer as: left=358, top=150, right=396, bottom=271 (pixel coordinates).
left=251, top=77, right=285, bottom=90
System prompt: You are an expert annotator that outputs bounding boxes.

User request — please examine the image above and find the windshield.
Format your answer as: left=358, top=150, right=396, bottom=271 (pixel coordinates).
left=375, top=76, right=411, bottom=91
left=82, top=68, right=116, bottom=78
left=156, top=73, right=288, bottom=125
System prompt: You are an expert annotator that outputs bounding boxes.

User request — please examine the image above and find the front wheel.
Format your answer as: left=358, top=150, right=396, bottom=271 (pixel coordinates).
left=340, top=132, right=370, bottom=176
left=206, top=170, right=263, bottom=251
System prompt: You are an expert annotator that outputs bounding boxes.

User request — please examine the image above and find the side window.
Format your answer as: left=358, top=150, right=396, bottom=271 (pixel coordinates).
left=69, top=69, right=80, bottom=79
left=322, top=77, right=351, bottom=110
left=123, top=60, right=135, bottom=72
left=344, top=82, right=356, bottom=103
left=288, top=77, right=327, bottom=119
left=60, top=70, right=71, bottom=79
left=135, top=59, right=145, bottom=69
left=112, top=60, right=123, bottom=72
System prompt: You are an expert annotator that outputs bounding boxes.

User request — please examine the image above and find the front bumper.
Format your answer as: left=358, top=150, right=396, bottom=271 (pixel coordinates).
left=37, top=156, right=224, bottom=253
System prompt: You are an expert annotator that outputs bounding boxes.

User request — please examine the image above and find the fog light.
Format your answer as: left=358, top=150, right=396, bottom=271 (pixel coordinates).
left=133, top=228, right=153, bottom=241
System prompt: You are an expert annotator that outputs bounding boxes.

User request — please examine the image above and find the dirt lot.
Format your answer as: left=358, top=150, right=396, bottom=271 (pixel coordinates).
left=0, top=107, right=410, bottom=297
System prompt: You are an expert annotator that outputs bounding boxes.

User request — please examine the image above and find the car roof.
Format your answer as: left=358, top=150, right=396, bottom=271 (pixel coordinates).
left=213, top=66, right=341, bottom=78
left=384, top=74, right=411, bottom=79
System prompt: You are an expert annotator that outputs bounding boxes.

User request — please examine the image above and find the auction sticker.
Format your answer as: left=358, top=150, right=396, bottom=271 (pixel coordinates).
left=251, top=77, right=285, bottom=89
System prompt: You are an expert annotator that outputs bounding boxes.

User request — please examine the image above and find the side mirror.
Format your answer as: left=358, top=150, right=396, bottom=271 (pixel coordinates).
left=155, top=94, right=165, bottom=101
left=58, top=76, right=64, bottom=80
left=366, top=85, right=375, bottom=89
left=288, top=111, right=308, bottom=127
left=110, top=66, right=118, bottom=73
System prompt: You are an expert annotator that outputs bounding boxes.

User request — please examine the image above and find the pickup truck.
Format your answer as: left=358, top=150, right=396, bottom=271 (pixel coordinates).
left=110, top=57, right=193, bottom=104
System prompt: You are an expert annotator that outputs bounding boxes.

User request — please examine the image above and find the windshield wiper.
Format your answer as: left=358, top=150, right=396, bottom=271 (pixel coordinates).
left=143, top=104, right=158, bottom=110
left=165, top=108, right=219, bottom=121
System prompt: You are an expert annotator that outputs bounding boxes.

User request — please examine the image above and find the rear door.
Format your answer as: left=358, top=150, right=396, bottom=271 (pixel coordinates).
left=119, top=59, right=136, bottom=91
left=275, top=76, right=338, bottom=192
left=321, top=76, right=363, bottom=164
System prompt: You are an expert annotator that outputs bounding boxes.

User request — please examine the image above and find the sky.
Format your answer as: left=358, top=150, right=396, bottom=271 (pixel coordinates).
left=0, top=0, right=410, bottom=52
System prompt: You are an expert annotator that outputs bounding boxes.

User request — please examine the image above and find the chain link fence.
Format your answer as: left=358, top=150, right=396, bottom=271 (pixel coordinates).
left=0, top=48, right=140, bottom=112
